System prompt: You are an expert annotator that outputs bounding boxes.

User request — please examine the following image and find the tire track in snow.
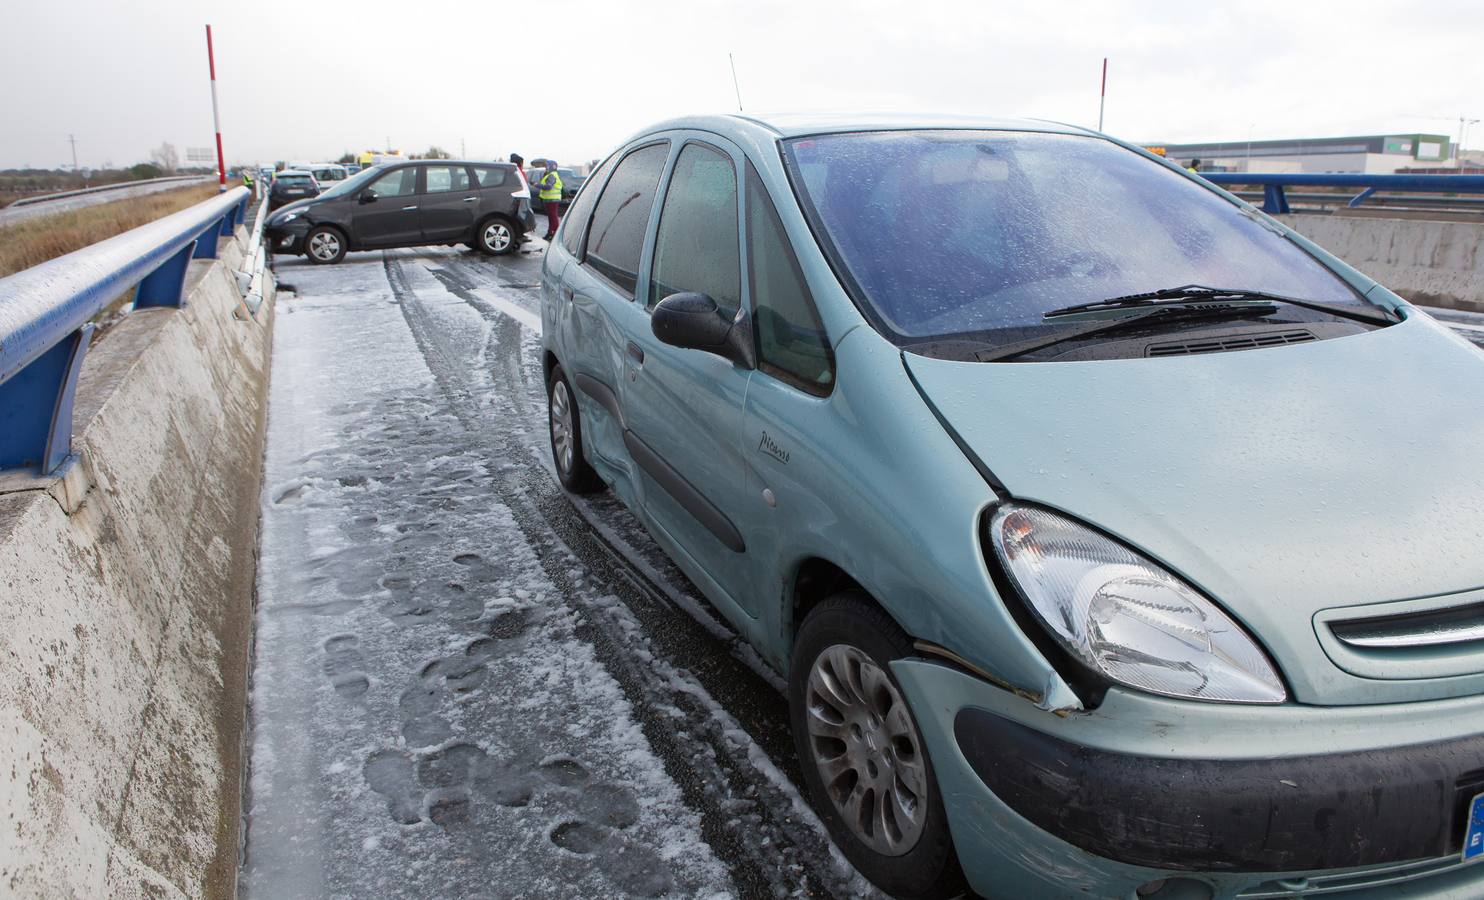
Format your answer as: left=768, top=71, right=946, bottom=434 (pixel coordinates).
left=385, top=252, right=881, bottom=900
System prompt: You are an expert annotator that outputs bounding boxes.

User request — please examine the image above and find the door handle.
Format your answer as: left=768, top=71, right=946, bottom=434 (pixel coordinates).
left=626, top=342, right=645, bottom=364
left=461, top=197, right=478, bottom=202
left=401, top=205, right=418, bottom=211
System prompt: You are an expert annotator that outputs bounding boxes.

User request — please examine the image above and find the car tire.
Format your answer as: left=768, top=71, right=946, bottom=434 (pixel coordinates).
left=304, top=225, right=347, bottom=265
left=790, top=592, right=966, bottom=900
left=547, top=364, right=603, bottom=494
left=476, top=216, right=519, bottom=256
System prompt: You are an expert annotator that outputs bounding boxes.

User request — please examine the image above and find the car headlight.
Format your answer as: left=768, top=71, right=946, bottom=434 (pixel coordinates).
left=989, top=505, right=1285, bottom=704
left=276, top=211, right=300, bottom=224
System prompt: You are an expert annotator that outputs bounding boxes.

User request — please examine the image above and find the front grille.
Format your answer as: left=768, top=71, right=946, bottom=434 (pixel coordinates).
left=1329, top=601, right=1484, bottom=650
left=1237, top=853, right=1484, bottom=897
left=1146, top=329, right=1315, bottom=357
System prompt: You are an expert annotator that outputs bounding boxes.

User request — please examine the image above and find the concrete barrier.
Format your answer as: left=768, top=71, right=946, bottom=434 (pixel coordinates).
left=1278, top=213, right=1484, bottom=312
left=0, top=226, right=273, bottom=897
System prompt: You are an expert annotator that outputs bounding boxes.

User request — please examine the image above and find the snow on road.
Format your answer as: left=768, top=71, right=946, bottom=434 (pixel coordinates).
left=245, top=250, right=730, bottom=898
left=243, top=246, right=876, bottom=900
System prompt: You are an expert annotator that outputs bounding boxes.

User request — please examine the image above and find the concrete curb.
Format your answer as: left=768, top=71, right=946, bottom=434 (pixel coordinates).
left=0, top=225, right=273, bottom=898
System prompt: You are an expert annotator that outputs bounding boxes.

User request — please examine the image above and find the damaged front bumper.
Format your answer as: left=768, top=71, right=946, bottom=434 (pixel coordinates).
left=891, top=658, right=1484, bottom=899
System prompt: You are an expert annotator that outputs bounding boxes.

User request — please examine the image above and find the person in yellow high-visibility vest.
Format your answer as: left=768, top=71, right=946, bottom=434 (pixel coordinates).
left=538, top=159, right=564, bottom=241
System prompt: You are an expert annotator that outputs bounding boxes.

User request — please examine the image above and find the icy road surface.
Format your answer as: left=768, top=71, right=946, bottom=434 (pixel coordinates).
left=241, top=243, right=881, bottom=900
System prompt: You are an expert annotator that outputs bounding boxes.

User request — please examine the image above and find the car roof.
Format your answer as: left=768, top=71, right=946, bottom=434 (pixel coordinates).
left=277, top=170, right=313, bottom=176
left=385, top=159, right=512, bottom=167
left=628, top=112, right=1097, bottom=142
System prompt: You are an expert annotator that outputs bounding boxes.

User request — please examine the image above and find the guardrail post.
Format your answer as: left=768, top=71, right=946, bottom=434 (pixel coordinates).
left=1348, top=187, right=1378, bottom=208
left=135, top=239, right=199, bottom=308
left=193, top=222, right=220, bottom=259
left=0, top=323, right=94, bottom=472
left=217, top=209, right=236, bottom=237
left=1262, top=184, right=1290, bottom=215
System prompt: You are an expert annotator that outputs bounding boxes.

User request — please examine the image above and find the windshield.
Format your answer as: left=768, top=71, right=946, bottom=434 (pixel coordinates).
left=317, top=165, right=382, bottom=199
left=784, top=131, right=1366, bottom=343
left=313, top=167, right=346, bottom=181
left=276, top=174, right=313, bottom=186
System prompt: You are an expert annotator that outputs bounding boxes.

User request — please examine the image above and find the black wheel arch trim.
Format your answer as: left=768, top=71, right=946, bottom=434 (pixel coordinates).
left=572, top=373, right=746, bottom=553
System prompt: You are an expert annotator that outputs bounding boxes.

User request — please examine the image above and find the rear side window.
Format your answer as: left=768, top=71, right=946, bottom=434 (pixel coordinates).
left=560, top=157, right=612, bottom=256
left=747, top=162, right=833, bottom=394
left=474, top=166, right=508, bottom=188
left=585, top=143, right=669, bottom=296
left=425, top=165, right=471, bottom=193
left=649, top=143, right=740, bottom=315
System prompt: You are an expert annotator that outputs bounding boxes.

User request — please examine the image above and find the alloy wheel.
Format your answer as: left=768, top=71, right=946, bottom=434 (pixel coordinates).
left=308, top=231, right=341, bottom=261
left=484, top=222, right=512, bottom=252
left=805, top=644, right=929, bottom=856
left=550, top=379, right=574, bottom=474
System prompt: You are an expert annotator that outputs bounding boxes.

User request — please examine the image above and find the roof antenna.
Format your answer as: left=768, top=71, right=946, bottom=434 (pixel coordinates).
left=729, top=53, right=744, bottom=112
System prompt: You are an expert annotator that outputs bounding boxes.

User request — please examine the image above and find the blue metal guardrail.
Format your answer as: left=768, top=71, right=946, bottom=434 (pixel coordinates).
left=1204, top=172, right=1484, bottom=215
left=0, top=187, right=249, bottom=474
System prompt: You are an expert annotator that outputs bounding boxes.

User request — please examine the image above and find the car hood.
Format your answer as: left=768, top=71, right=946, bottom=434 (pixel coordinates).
left=904, top=312, right=1484, bottom=703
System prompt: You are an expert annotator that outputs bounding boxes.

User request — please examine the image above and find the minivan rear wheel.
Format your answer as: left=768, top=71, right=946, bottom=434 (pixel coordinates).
left=477, top=217, right=518, bottom=256
left=304, top=225, right=347, bottom=265
left=547, top=364, right=602, bottom=494
left=790, top=592, right=965, bottom=900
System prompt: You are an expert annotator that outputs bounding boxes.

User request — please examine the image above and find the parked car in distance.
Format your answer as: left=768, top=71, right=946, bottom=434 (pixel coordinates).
left=268, top=170, right=319, bottom=209
left=264, top=159, right=535, bottom=263
left=304, top=162, right=349, bottom=188
left=539, top=114, right=1484, bottom=900
left=527, top=167, right=585, bottom=212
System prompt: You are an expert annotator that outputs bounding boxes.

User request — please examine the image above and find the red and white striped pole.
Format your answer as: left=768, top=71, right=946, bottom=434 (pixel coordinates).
left=1098, top=57, right=1108, bottom=132
left=205, top=24, right=227, bottom=192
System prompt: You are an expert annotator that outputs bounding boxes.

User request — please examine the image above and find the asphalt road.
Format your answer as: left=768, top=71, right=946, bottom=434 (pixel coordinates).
left=0, top=176, right=213, bottom=226
left=242, top=240, right=880, bottom=900
left=240, top=240, right=1484, bottom=900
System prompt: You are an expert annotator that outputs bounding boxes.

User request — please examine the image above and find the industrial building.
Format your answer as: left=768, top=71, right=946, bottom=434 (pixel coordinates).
left=1152, top=133, right=1453, bottom=174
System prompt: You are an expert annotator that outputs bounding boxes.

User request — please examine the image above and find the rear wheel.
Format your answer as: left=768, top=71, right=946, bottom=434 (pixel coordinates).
left=547, top=364, right=602, bottom=494
left=790, top=593, right=965, bottom=900
left=477, top=217, right=518, bottom=256
left=304, top=225, right=346, bottom=264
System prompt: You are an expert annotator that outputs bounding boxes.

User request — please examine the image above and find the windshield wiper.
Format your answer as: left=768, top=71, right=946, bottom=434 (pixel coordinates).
left=976, top=301, right=1279, bottom=363
left=1044, top=284, right=1396, bottom=326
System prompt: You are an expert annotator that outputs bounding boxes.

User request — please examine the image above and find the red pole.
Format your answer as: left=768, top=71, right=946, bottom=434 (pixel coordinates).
left=206, top=25, right=227, bottom=191
left=1098, top=57, right=1108, bottom=132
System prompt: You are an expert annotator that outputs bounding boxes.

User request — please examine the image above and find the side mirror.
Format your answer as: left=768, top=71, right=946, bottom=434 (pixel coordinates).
left=651, top=292, right=755, bottom=369
left=358, top=190, right=377, bottom=204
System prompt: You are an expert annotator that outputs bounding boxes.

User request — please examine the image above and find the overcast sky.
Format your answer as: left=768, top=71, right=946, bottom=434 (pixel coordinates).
left=4, top=0, right=1482, bottom=170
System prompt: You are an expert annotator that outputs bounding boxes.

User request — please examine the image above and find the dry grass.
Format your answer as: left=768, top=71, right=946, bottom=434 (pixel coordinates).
left=0, top=181, right=236, bottom=278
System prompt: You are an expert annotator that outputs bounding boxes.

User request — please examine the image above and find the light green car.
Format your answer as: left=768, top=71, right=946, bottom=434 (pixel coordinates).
left=538, top=113, right=1484, bottom=899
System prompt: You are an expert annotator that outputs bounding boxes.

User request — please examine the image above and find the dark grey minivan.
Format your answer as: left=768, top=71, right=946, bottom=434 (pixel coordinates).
left=264, top=160, right=536, bottom=264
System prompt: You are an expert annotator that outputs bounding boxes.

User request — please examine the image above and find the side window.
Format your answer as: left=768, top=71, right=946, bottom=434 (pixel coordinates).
left=746, top=162, right=834, bottom=394
left=585, top=143, right=669, bottom=296
left=474, top=166, right=508, bottom=188
left=560, top=156, right=613, bottom=256
left=649, top=143, right=740, bottom=315
left=370, top=167, right=417, bottom=198
left=424, top=165, right=470, bottom=193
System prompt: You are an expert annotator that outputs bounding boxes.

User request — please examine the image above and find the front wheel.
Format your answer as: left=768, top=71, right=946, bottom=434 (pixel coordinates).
left=547, top=365, right=602, bottom=494
left=477, top=217, right=518, bottom=256
left=304, top=225, right=347, bottom=264
left=790, top=593, right=965, bottom=900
